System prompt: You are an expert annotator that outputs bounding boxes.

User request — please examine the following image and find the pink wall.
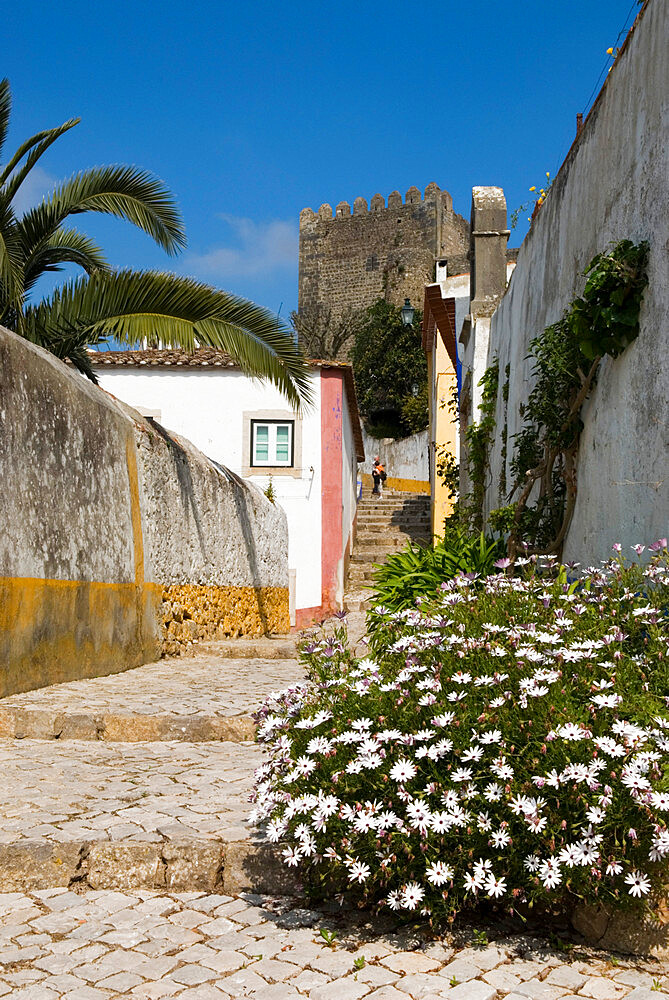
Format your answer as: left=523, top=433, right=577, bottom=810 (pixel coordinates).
left=294, top=370, right=343, bottom=628
left=320, top=370, right=344, bottom=618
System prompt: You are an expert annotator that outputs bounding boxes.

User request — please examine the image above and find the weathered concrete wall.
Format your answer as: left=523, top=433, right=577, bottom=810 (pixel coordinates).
left=360, top=429, right=429, bottom=493
left=482, top=0, right=669, bottom=561
left=299, top=184, right=469, bottom=320
left=0, top=325, right=289, bottom=695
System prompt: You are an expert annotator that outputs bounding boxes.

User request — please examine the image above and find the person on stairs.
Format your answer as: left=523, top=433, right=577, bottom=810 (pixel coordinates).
left=371, top=456, right=387, bottom=496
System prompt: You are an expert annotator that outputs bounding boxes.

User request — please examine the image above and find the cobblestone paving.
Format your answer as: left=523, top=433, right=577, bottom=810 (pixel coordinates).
left=0, top=657, right=305, bottom=729
left=0, top=740, right=263, bottom=846
left=0, top=888, right=666, bottom=1000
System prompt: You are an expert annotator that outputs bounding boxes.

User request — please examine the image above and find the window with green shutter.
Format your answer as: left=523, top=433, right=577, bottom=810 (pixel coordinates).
left=250, top=420, right=294, bottom=467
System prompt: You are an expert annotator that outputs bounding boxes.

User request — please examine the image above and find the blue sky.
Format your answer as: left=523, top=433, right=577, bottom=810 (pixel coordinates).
left=4, top=1, right=639, bottom=318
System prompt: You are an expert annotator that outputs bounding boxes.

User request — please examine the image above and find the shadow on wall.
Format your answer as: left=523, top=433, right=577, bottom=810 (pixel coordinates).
left=149, top=422, right=273, bottom=635
left=212, top=461, right=272, bottom=636
left=149, top=419, right=206, bottom=552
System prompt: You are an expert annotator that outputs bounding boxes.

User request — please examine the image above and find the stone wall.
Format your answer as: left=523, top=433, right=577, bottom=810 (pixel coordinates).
left=360, top=429, right=429, bottom=494
left=480, top=0, right=668, bottom=563
left=298, top=184, right=469, bottom=320
left=0, top=326, right=289, bottom=695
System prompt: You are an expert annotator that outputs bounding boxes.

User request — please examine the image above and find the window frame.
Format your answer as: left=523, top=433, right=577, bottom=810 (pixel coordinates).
left=250, top=418, right=295, bottom=469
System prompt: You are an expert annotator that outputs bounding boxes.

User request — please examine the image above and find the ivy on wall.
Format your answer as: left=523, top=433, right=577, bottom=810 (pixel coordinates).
left=485, top=239, right=649, bottom=558
left=464, top=360, right=499, bottom=530
left=436, top=240, right=649, bottom=553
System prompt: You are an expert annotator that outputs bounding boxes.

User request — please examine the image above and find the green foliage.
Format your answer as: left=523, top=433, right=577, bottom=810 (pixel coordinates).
left=263, top=476, right=276, bottom=504
left=465, top=361, right=499, bottom=530
left=506, top=240, right=649, bottom=557
left=350, top=299, right=427, bottom=437
left=488, top=505, right=517, bottom=535
left=571, top=240, right=650, bottom=360
left=0, top=78, right=311, bottom=407
left=370, top=530, right=504, bottom=612
left=400, top=384, right=429, bottom=435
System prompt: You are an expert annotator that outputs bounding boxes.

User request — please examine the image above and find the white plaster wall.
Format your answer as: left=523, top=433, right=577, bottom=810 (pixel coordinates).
left=484, top=0, right=669, bottom=562
left=340, top=394, right=359, bottom=603
left=97, top=368, right=323, bottom=611
left=361, top=429, right=429, bottom=484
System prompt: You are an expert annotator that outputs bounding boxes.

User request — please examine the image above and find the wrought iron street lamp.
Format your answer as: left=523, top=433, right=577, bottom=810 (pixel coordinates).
left=401, top=297, right=415, bottom=326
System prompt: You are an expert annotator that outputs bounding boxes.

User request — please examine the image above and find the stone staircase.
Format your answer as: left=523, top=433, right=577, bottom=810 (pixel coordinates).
left=345, top=490, right=431, bottom=611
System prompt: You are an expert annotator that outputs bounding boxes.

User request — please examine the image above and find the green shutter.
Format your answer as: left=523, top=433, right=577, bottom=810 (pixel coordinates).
left=254, top=424, right=269, bottom=462
left=276, top=425, right=290, bottom=463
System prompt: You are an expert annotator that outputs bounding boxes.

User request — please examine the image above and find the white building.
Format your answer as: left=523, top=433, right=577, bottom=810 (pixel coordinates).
left=91, top=349, right=364, bottom=627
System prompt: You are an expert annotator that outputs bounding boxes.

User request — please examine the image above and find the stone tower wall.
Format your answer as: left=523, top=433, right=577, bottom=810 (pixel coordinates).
left=298, top=183, right=469, bottom=319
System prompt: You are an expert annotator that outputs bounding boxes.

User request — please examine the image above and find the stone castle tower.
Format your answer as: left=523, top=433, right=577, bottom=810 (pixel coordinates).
left=298, top=183, right=470, bottom=319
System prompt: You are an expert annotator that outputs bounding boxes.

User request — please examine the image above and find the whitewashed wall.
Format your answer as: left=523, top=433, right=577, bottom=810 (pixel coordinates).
left=361, top=429, right=429, bottom=486
left=97, top=368, right=324, bottom=611
left=340, top=390, right=359, bottom=602
left=483, top=0, right=669, bottom=562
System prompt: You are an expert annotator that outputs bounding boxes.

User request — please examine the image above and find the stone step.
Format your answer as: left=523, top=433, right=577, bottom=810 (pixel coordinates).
left=355, top=532, right=430, bottom=546
left=344, top=593, right=373, bottom=612
left=358, top=496, right=430, bottom=510
left=358, top=500, right=429, bottom=510
left=0, top=738, right=292, bottom=894
left=356, top=521, right=430, bottom=537
left=352, top=546, right=429, bottom=563
left=0, top=653, right=305, bottom=742
left=357, top=511, right=430, bottom=527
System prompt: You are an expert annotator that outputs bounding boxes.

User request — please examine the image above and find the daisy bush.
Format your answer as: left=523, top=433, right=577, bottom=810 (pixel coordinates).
left=250, top=541, right=669, bottom=924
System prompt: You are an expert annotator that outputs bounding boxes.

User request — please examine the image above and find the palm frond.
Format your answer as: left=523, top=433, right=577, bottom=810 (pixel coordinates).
left=0, top=79, right=11, bottom=162
left=24, top=269, right=313, bottom=408
left=0, top=195, right=23, bottom=322
left=23, top=227, right=108, bottom=294
left=1, top=119, right=80, bottom=203
left=24, top=166, right=186, bottom=256
left=0, top=120, right=79, bottom=189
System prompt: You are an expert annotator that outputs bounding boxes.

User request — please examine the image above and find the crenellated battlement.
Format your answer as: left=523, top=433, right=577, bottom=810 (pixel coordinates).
left=298, top=181, right=469, bottom=324
left=299, top=182, right=454, bottom=225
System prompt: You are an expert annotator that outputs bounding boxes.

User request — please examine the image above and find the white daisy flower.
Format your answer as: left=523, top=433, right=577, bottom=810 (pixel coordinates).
left=400, top=882, right=425, bottom=909
left=484, top=873, right=507, bottom=898
left=625, top=870, right=651, bottom=897
left=389, top=759, right=417, bottom=783
left=426, top=861, right=454, bottom=886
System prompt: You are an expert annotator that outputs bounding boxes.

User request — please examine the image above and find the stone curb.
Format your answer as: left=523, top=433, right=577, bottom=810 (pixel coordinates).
left=0, top=838, right=298, bottom=895
left=0, top=708, right=257, bottom=741
left=200, top=638, right=299, bottom=659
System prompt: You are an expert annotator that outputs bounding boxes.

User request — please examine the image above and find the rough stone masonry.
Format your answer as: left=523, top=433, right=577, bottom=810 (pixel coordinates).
left=298, top=183, right=470, bottom=321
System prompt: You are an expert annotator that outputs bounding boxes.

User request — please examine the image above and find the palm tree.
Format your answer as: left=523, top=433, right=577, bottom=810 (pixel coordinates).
left=0, top=79, right=311, bottom=407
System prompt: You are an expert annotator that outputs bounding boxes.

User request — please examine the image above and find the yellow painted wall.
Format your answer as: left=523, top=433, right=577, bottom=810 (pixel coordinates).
left=360, top=472, right=430, bottom=495
left=430, top=337, right=458, bottom=541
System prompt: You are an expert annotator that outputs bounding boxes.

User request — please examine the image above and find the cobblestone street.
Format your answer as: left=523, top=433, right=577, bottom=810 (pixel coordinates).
left=1, top=630, right=667, bottom=997
left=1, top=887, right=668, bottom=1000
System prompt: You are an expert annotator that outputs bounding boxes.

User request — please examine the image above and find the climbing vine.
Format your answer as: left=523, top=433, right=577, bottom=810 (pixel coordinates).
left=501, top=239, right=649, bottom=558
left=465, top=360, right=499, bottom=530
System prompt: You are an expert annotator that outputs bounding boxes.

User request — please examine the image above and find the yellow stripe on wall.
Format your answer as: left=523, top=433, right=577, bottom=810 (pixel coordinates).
left=360, top=473, right=430, bottom=494
left=0, top=576, right=162, bottom=698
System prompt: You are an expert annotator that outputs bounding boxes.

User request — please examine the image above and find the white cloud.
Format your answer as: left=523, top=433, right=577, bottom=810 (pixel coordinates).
left=11, top=166, right=57, bottom=216
left=185, top=215, right=298, bottom=280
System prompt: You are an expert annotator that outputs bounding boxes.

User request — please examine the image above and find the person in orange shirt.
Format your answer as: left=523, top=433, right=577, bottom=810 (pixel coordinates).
left=371, top=456, right=386, bottom=496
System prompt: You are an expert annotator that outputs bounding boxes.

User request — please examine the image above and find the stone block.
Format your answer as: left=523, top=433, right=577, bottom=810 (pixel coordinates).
left=572, top=902, right=669, bottom=958
left=222, top=842, right=299, bottom=895
left=0, top=842, right=81, bottom=890
left=84, top=843, right=162, bottom=890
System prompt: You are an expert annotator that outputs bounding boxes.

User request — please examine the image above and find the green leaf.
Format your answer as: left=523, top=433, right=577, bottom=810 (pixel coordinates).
left=24, top=269, right=313, bottom=409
